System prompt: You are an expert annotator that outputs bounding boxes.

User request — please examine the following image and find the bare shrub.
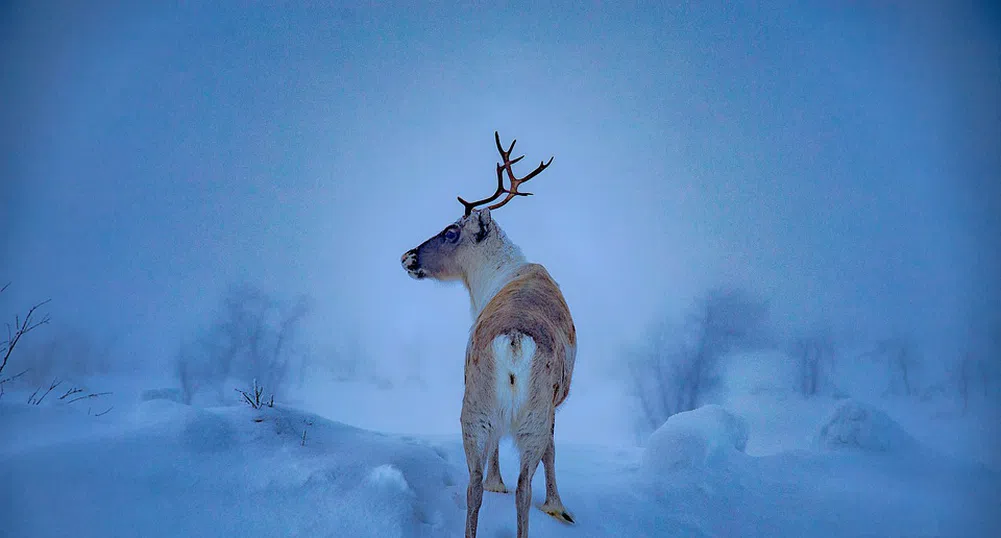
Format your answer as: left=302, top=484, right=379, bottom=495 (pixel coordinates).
left=877, top=337, right=919, bottom=397
left=22, top=377, right=110, bottom=408
left=629, top=286, right=770, bottom=434
left=177, top=284, right=310, bottom=404
left=235, top=378, right=274, bottom=409
left=1, top=282, right=51, bottom=398
left=790, top=328, right=836, bottom=397
left=955, top=349, right=998, bottom=411
left=852, top=335, right=923, bottom=397
left=27, top=378, right=61, bottom=405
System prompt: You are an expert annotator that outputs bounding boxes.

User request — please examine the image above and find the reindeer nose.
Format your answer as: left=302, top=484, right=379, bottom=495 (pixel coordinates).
left=401, top=249, right=418, bottom=270
left=402, top=249, right=426, bottom=279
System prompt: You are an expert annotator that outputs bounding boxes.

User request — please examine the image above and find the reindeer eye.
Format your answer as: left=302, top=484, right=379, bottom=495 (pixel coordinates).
left=444, top=227, right=460, bottom=243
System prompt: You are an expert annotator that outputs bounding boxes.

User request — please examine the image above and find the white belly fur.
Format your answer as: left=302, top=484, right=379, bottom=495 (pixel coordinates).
left=491, top=332, right=536, bottom=432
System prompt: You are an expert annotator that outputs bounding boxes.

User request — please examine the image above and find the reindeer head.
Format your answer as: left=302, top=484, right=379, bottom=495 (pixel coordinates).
left=401, top=208, right=495, bottom=281
left=401, top=131, right=553, bottom=282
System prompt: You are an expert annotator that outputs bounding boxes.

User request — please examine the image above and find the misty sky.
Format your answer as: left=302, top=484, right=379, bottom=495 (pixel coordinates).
left=2, top=2, right=998, bottom=385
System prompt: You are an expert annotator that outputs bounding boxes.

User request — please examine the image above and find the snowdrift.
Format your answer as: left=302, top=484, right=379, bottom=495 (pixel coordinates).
left=642, top=404, right=749, bottom=472
left=1, top=399, right=464, bottom=538
left=2, top=391, right=998, bottom=538
left=815, top=399, right=918, bottom=452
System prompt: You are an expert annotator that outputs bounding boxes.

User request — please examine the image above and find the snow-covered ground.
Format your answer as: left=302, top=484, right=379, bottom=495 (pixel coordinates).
left=1, top=372, right=999, bottom=538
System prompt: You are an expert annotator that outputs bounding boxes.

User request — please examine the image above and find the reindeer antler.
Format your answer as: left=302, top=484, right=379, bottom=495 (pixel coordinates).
left=458, top=131, right=554, bottom=217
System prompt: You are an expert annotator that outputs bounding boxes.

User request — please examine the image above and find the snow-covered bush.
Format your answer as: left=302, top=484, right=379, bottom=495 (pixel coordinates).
left=235, top=378, right=274, bottom=409
left=641, top=404, right=749, bottom=473
left=628, top=286, right=770, bottom=434
left=815, top=399, right=917, bottom=452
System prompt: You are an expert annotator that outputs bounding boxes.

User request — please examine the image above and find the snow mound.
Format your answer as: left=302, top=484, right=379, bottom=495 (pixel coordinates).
left=1, top=400, right=464, bottom=538
left=4, top=390, right=999, bottom=537
left=367, top=463, right=412, bottom=492
left=642, top=404, right=749, bottom=472
left=816, top=399, right=917, bottom=452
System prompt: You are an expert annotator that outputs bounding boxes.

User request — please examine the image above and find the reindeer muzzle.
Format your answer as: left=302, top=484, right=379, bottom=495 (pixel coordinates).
left=401, top=249, right=426, bottom=279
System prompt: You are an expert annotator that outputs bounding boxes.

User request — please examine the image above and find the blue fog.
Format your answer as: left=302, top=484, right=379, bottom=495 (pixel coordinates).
left=1, top=2, right=999, bottom=433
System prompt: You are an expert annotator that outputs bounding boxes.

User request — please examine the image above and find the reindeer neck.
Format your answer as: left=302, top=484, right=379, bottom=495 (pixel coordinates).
left=462, top=232, right=526, bottom=319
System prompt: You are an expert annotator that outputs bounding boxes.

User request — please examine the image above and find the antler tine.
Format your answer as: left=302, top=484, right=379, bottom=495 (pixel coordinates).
left=457, top=165, right=505, bottom=217
left=486, top=131, right=554, bottom=211
left=457, top=131, right=554, bottom=216
left=495, top=131, right=517, bottom=158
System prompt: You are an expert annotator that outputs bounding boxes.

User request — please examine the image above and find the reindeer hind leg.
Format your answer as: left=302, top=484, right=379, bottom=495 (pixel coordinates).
left=539, top=435, right=574, bottom=524
left=512, top=412, right=553, bottom=538
left=462, top=417, right=494, bottom=538
left=483, top=437, right=509, bottom=493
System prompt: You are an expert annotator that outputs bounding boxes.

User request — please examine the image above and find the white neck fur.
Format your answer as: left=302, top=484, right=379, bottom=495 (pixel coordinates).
left=462, top=228, right=526, bottom=318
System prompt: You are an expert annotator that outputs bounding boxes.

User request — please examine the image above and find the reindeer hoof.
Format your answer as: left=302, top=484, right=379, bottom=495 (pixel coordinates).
left=540, top=505, right=575, bottom=525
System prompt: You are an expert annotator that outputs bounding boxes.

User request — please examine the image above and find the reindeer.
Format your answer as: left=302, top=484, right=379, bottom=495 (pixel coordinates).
left=401, top=132, right=576, bottom=538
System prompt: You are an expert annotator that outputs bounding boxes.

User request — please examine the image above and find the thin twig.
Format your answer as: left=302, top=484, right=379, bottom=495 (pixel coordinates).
left=235, top=378, right=274, bottom=409
left=1, top=296, right=52, bottom=376
left=66, top=391, right=112, bottom=404
left=0, top=368, right=29, bottom=384
left=0, top=368, right=21, bottom=399
left=34, top=378, right=61, bottom=405
left=235, top=389, right=256, bottom=407
left=59, top=387, right=84, bottom=400
left=93, top=405, right=114, bottom=417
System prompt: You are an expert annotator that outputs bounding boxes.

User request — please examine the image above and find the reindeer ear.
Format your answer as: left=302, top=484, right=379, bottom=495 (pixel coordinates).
left=474, top=209, right=491, bottom=242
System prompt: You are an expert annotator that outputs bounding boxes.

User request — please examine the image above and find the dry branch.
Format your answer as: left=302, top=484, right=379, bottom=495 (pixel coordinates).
left=1, top=283, right=52, bottom=377
left=66, top=391, right=112, bottom=404
left=28, top=378, right=61, bottom=405
left=235, top=378, right=273, bottom=409
left=59, top=386, right=85, bottom=400
left=35, top=378, right=61, bottom=405
left=0, top=368, right=28, bottom=398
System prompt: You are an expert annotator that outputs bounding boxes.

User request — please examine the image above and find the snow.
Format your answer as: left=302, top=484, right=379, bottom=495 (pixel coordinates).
left=2, top=397, right=465, bottom=538
left=642, top=404, right=748, bottom=472
left=2, top=376, right=999, bottom=537
left=815, top=399, right=918, bottom=452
